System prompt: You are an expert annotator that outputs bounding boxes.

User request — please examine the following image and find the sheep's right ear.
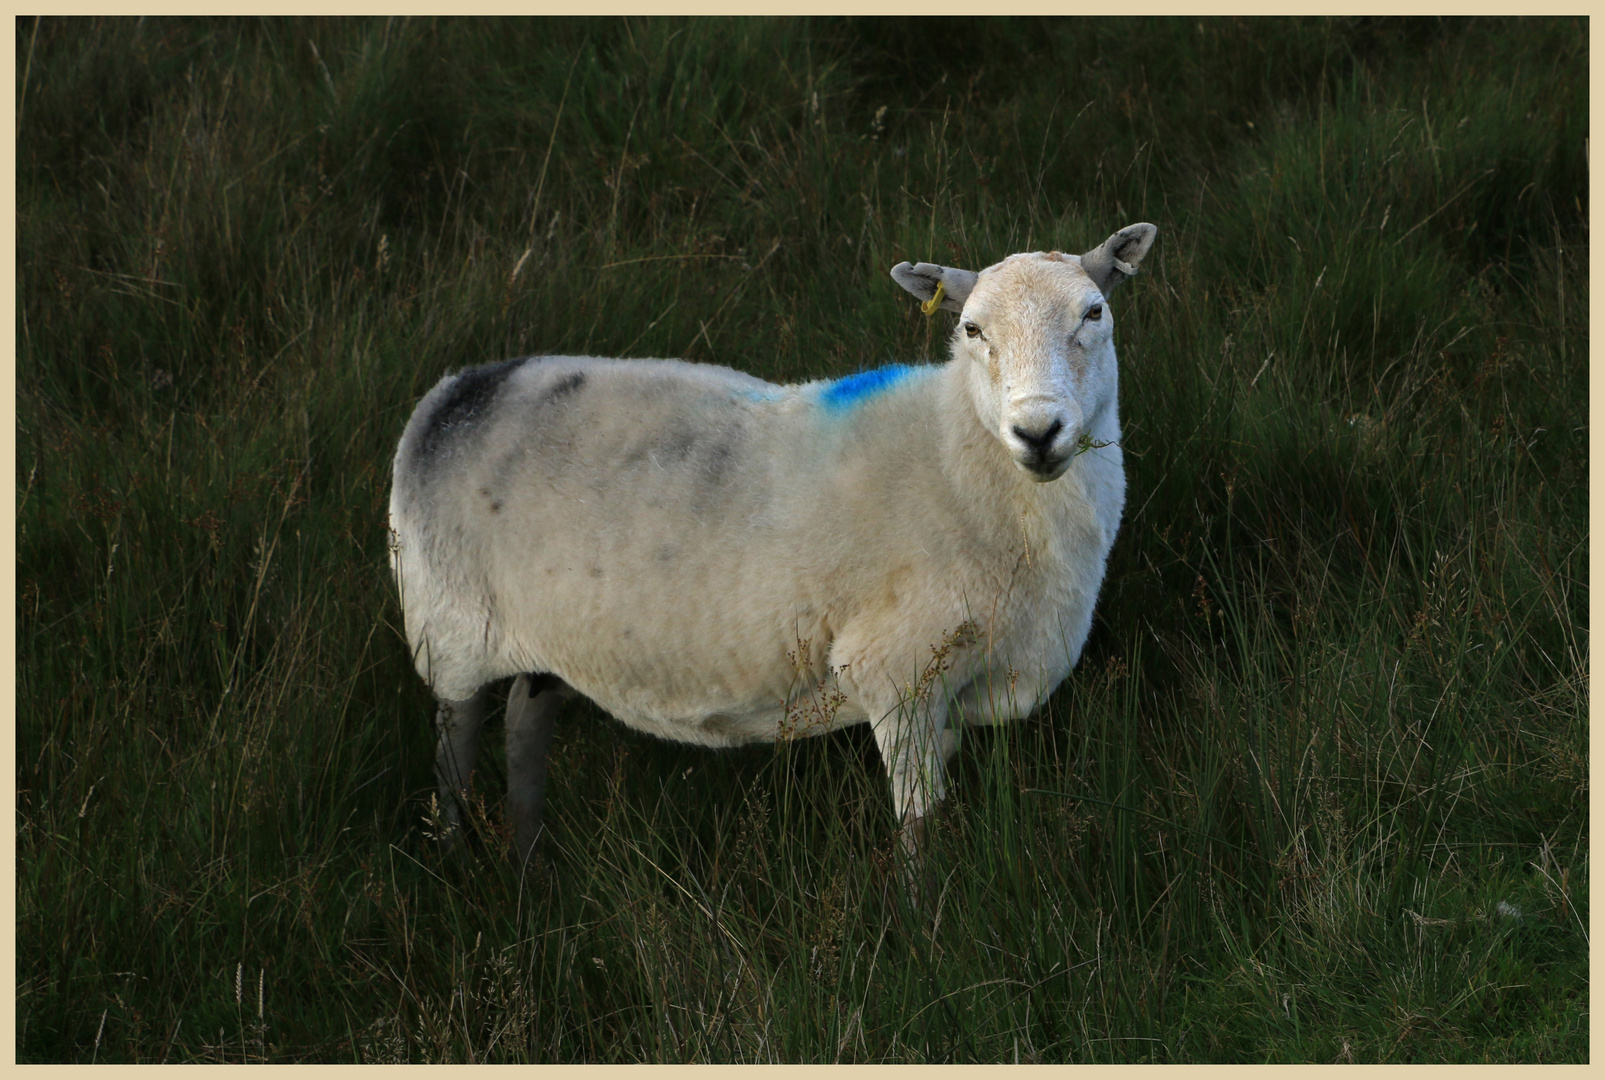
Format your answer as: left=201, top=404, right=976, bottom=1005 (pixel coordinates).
left=890, top=261, right=977, bottom=313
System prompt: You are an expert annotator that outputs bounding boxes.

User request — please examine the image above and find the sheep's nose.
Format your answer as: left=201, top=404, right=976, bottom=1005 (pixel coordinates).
left=1009, top=417, right=1071, bottom=480
left=1011, top=418, right=1064, bottom=454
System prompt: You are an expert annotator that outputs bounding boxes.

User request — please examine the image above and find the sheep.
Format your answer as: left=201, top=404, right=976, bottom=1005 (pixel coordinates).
left=388, top=222, right=1158, bottom=871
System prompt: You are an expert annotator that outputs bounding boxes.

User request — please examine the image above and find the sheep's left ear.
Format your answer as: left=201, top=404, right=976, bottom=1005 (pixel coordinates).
left=890, top=261, right=977, bottom=313
left=1080, top=223, right=1158, bottom=294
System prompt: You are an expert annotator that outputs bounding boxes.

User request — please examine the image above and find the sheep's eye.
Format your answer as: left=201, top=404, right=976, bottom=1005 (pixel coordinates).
left=964, top=322, right=983, bottom=339
left=1085, top=304, right=1103, bottom=322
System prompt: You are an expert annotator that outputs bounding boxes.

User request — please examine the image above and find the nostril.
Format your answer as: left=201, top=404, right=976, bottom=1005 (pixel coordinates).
left=1011, top=418, right=1064, bottom=450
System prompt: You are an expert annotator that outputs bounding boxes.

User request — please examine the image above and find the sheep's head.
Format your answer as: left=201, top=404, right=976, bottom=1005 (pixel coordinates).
left=892, top=223, right=1156, bottom=482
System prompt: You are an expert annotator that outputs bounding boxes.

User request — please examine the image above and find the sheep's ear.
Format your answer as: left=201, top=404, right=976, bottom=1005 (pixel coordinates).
left=890, top=261, right=977, bottom=313
left=1080, top=223, right=1158, bottom=294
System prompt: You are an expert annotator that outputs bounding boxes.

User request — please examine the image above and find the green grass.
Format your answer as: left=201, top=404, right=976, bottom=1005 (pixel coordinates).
left=16, top=15, right=1587, bottom=1062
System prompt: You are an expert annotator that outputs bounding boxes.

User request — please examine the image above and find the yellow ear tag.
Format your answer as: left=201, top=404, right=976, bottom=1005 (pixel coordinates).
left=920, top=280, right=946, bottom=317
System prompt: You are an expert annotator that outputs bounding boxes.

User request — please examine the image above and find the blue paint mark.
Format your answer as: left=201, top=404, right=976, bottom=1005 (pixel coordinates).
left=819, top=364, right=921, bottom=411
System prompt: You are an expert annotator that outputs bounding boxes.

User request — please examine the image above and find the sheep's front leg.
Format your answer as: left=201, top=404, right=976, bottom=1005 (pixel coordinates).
left=434, top=687, right=488, bottom=851
left=870, top=694, right=961, bottom=877
left=505, top=673, right=562, bottom=869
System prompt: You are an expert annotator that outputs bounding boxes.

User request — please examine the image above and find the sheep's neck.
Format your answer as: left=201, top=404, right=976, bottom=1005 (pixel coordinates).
left=935, top=357, right=1116, bottom=571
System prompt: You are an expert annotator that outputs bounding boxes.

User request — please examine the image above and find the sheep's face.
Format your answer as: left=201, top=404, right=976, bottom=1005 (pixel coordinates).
left=956, top=253, right=1116, bottom=482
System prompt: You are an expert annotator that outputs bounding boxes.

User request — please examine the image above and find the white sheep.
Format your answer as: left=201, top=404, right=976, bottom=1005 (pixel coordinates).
left=388, top=223, right=1157, bottom=868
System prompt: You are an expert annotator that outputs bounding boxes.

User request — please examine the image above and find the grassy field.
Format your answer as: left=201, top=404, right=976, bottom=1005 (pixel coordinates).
left=15, top=16, right=1587, bottom=1062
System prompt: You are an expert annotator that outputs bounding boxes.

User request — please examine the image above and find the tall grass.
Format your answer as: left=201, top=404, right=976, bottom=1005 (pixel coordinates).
left=16, top=16, right=1586, bottom=1062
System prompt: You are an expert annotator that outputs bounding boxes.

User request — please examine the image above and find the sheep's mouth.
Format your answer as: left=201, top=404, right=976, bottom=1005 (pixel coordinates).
left=1016, top=454, right=1070, bottom=482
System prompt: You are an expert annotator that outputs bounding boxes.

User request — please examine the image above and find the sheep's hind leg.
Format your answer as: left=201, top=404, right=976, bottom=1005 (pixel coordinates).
left=434, top=687, right=489, bottom=853
left=506, top=673, right=564, bottom=869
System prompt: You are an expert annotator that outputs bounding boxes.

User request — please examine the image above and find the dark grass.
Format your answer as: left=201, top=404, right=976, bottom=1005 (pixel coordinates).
left=16, top=16, right=1586, bottom=1062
